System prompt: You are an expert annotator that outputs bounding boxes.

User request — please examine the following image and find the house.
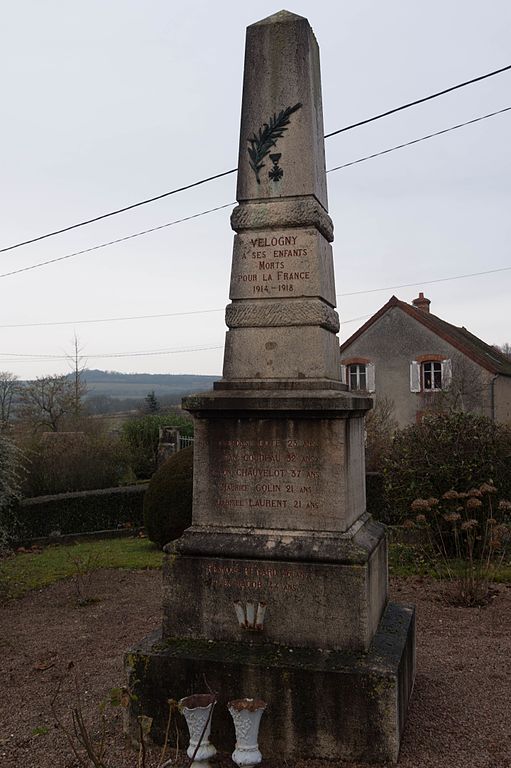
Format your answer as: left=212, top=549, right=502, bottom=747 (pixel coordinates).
left=340, top=292, right=511, bottom=426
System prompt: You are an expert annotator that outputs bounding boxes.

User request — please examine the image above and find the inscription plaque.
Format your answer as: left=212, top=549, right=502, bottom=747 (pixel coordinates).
left=194, top=417, right=353, bottom=532
left=229, top=228, right=336, bottom=305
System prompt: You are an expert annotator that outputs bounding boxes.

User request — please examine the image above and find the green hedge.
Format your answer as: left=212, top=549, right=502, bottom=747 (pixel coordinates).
left=16, top=484, right=147, bottom=541
left=365, top=472, right=391, bottom=523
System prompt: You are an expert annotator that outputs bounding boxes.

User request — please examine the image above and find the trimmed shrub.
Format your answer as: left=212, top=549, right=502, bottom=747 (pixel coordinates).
left=17, top=484, right=146, bottom=541
left=122, top=413, right=194, bottom=479
left=383, top=412, right=511, bottom=524
left=144, top=446, right=193, bottom=547
left=20, top=432, right=131, bottom=496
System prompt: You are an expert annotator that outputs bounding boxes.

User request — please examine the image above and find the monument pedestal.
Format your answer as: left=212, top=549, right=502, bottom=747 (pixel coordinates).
left=126, top=602, right=415, bottom=764
left=125, top=10, right=415, bottom=762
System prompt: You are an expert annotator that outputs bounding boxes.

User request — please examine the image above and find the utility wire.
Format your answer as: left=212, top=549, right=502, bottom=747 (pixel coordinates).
left=1, top=104, right=509, bottom=282
left=327, top=105, right=511, bottom=173
left=323, top=63, right=511, bottom=138
left=339, top=266, right=511, bottom=297
left=1, top=259, right=509, bottom=332
left=1, top=64, right=510, bottom=256
left=0, top=344, right=225, bottom=361
left=0, top=171, right=237, bottom=255
left=0, top=203, right=233, bottom=279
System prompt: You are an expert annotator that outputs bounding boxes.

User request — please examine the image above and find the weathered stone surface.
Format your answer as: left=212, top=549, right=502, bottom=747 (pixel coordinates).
left=236, top=12, right=327, bottom=207
left=229, top=228, right=336, bottom=306
left=127, top=9, right=415, bottom=762
left=188, top=412, right=366, bottom=534
left=225, top=298, right=340, bottom=333
left=231, top=198, right=334, bottom=241
left=126, top=602, right=415, bottom=764
left=223, top=325, right=342, bottom=380
left=163, top=517, right=387, bottom=651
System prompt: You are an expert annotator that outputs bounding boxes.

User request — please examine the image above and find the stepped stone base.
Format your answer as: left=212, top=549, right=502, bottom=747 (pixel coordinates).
left=164, top=514, right=388, bottom=652
left=125, top=601, right=415, bottom=764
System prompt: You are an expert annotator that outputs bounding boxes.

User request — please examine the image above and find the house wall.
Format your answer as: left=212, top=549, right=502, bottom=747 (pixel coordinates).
left=340, top=307, right=494, bottom=426
left=494, top=376, right=511, bottom=423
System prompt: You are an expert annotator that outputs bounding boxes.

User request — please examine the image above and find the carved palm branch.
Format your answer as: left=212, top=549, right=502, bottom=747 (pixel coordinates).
left=247, top=102, right=302, bottom=183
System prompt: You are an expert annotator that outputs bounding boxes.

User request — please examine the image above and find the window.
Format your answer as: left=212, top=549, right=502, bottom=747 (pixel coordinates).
left=410, top=358, right=452, bottom=392
left=341, top=360, right=375, bottom=392
left=349, top=364, right=367, bottom=391
left=422, top=361, right=442, bottom=390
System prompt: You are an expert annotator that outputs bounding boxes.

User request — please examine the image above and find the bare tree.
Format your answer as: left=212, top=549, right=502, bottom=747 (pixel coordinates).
left=20, top=375, right=83, bottom=432
left=0, top=372, right=20, bottom=430
left=421, top=353, right=487, bottom=416
left=493, top=342, right=511, bottom=360
left=66, top=333, right=87, bottom=419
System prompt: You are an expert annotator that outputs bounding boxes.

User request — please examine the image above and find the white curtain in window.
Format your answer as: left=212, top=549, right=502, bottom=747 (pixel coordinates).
left=340, top=364, right=347, bottom=384
left=367, top=362, right=376, bottom=393
left=410, top=361, right=421, bottom=392
left=442, top=358, right=452, bottom=388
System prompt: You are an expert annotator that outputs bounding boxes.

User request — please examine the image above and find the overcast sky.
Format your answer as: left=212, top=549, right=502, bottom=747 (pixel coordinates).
left=1, top=1, right=510, bottom=380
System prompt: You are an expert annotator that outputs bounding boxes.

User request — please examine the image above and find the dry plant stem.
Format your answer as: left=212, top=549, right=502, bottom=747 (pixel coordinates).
left=138, top=719, right=147, bottom=768
left=50, top=677, right=93, bottom=768
left=73, top=672, right=108, bottom=767
left=156, top=701, right=174, bottom=768
left=188, top=700, right=215, bottom=768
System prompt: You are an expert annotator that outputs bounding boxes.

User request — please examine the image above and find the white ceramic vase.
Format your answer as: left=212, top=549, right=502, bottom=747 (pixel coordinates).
left=228, top=698, right=267, bottom=768
left=179, top=694, right=217, bottom=768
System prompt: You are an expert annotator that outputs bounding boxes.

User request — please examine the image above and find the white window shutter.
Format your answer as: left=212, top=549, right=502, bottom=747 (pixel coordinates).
left=367, top=363, right=376, bottom=393
left=410, top=361, right=421, bottom=392
left=340, top=364, right=347, bottom=385
left=442, top=358, right=452, bottom=389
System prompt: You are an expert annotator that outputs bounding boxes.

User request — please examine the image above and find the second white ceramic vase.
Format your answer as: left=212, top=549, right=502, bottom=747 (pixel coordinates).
left=228, top=697, right=267, bottom=768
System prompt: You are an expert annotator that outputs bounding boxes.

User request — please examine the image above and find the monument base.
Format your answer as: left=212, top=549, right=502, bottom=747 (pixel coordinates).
left=125, top=602, right=415, bottom=764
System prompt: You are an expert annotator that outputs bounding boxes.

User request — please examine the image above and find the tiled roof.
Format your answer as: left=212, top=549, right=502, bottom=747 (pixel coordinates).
left=340, top=295, right=511, bottom=376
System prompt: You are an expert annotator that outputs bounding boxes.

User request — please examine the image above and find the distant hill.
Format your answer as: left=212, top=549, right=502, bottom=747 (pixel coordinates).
left=78, top=369, right=219, bottom=399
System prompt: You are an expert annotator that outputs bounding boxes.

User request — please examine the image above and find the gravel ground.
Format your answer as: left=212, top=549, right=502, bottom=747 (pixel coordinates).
left=1, top=568, right=510, bottom=768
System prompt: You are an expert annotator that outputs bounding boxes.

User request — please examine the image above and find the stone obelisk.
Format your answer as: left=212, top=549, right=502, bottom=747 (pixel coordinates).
left=127, top=11, right=415, bottom=763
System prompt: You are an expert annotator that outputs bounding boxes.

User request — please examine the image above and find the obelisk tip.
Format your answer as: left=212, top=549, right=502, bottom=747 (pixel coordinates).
left=250, top=9, right=308, bottom=27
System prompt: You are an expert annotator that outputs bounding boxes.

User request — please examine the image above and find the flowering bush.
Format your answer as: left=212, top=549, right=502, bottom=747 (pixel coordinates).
left=406, top=482, right=511, bottom=605
left=383, top=412, right=511, bottom=523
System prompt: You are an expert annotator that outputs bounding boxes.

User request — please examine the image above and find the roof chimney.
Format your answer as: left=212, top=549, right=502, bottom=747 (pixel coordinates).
left=412, top=292, right=431, bottom=313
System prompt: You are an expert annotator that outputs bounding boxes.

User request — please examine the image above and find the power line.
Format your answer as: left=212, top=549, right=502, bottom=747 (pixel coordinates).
left=1, top=260, right=510, bottom=331
left=0, top=203, right=233, bottom=279
left=2, top=104, right=509, bottom=283
left=0, top=344, right=225, bottom=362
left=0, top=171, right=237, bottom=256
left=0, top=308, right=225, bottom=329
left=0, top=309, right=370, bottom=330
left=339, top=265, right=511, bottom=297
left=1, top=63, right=510, bottom=256
left=0, top=315, right=373, bottom=361
left=327, top=105, right=511, bottom=173
left=324, top=63, right=511, bottom=138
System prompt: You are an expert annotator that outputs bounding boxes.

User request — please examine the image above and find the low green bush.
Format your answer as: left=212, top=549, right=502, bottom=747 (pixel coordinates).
left=383, top=412, right=511, bottom=523
left=20, top=432, right=131, bottom=496
left=122, top=413, right=194, bottom=479
left=16, top=485, right=146, bottom=541
left=144, top=446, right=193, bottom=547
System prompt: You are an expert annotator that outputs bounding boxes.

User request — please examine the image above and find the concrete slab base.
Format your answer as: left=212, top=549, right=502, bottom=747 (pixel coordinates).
left=125, top=601, right=415, bottom=764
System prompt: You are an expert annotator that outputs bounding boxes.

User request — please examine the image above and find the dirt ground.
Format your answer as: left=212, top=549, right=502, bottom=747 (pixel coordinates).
left=1, top=568, right=510, bottom=768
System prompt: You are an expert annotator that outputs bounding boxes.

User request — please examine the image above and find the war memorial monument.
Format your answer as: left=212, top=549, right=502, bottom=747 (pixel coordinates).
left=127, top=10, right=415, bottom=763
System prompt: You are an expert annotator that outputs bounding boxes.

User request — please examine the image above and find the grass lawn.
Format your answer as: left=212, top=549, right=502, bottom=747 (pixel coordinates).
left=1, top=537, right=510, bottom=603
left=0, top=537, right=163, bottom=601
